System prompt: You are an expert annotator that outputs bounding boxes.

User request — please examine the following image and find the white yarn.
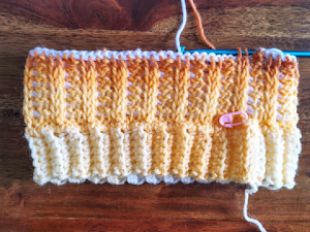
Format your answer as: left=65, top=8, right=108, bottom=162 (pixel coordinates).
left=29, top=46, right=295, bottom=62
left=243, top=188, right=267, bottom=232
left=175, top=0, right=187, bottom=53
left=29, top=47, right=233, bottom=62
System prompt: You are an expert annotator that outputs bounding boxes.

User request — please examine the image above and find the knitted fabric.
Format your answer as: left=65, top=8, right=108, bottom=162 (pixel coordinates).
left=23, top=47, right=301, bottom=188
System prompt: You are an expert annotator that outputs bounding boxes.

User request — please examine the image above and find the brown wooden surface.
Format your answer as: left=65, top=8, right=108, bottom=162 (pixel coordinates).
left=0, top=0, right=309, bottom=231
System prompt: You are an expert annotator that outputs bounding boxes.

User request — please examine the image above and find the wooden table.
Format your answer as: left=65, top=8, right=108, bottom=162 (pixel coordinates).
left=0, top=1, right=309, bottom=231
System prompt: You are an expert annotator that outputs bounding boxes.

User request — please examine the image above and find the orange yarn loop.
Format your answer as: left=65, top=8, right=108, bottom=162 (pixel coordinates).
left=188, top=0, right=216, bottom=49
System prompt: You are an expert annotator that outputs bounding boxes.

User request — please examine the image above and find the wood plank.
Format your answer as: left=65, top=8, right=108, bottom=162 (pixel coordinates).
left=0, top=1, right=309, bottom=231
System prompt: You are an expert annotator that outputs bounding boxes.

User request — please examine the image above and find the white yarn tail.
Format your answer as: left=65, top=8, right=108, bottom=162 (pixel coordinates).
left=176, top=0, right=187, bottom=53
left=243, top=189, right=267, bottom=232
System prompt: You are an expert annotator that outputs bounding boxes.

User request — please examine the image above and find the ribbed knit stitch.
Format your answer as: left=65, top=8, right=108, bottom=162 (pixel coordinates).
left=23, top=47, right=301, bottom=188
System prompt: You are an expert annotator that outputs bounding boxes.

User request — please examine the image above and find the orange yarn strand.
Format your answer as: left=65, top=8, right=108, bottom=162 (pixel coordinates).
left=188, top=0, right=215, bottom=49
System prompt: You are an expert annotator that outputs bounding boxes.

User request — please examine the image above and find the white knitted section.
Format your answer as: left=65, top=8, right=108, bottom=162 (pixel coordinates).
left=246, top=120, right=266, bottom=187
left=262, top=128, right=284, bottom=189
left=170, top=124, right=193, bottom=177
left=282, top=128, right=302, bottom=189
left=88, top=127, right=110, bottom=184
left=67, top=128, right=90, bottom=183
left=108, top=128, right=130, bottom=185
left=41, top=129, right=69, bottom=185
left=262, top=125, right=302, bottom=190
left=26, top=127, right=301, bottom=188
left=130, top=125, right=152, bottom=175
left=26, top=133, right=49, bottom=185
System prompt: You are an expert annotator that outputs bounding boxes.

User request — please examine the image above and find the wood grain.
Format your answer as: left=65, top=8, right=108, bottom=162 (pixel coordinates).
left=0, top=0, right=309, bottom=231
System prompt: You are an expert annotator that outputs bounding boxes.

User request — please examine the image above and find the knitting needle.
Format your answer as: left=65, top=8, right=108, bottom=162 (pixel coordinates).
left=184, top=48, right=310, bottom=57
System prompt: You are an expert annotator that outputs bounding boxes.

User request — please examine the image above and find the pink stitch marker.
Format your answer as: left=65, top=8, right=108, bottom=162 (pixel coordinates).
left=219, top=111, right=249, bottom=128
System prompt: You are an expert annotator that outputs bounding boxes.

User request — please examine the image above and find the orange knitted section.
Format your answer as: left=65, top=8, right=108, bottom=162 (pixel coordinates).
left=23, top=48, right=301, bottom=187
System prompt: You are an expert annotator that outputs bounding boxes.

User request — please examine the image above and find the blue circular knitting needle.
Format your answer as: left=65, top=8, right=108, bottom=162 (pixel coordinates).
left=183, top=47, right=310, bottom=57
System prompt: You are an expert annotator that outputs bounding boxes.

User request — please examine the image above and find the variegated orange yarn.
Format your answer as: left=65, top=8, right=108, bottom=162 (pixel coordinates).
left=23, top=48, right=301, bottom=187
